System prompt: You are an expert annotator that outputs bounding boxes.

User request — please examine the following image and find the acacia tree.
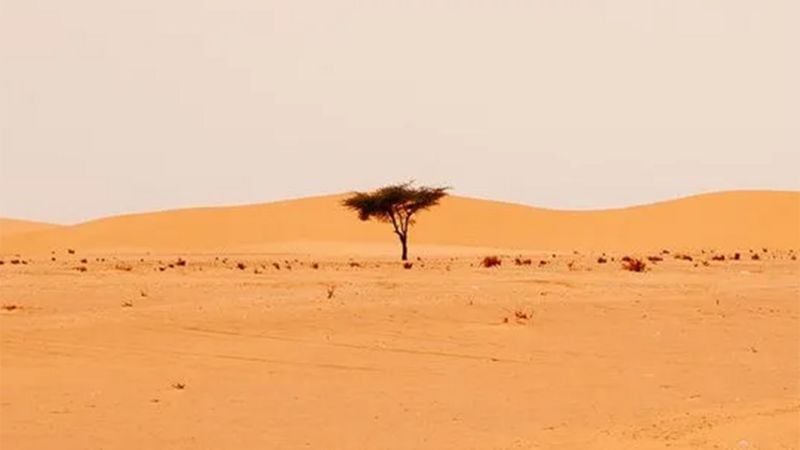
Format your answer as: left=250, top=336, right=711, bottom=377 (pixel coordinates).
left=342, top=182, right=449, bottom=261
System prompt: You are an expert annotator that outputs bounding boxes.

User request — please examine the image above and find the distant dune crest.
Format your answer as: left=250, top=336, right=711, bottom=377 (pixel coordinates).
left=1, top=191, right=798, bottom=254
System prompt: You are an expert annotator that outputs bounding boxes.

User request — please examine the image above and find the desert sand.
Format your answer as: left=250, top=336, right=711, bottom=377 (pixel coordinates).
left=1, top=191, right=798, bottom=449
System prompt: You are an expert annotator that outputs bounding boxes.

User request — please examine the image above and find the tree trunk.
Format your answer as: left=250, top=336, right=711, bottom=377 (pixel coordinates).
left=400, top=234, right=408, bottom=261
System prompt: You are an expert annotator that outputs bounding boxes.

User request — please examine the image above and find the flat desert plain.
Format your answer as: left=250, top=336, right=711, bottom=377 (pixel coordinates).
left=1, top=191, right=799, bottom=449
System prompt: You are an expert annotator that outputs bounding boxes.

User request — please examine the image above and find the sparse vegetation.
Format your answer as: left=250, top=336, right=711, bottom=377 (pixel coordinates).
left=514, top=257, right=532, bottom=266
left=75, top=266, right=88, bottom=272
left=622, top=258, right=647, bottom=272
left=403, top=262, right=414, bottom=269
left=326, top=285, right=336, bottom=299
left=171, top=382, right=186, bottom=390
left=751, top=253, right=760, bottom=261
left=675, top=254, right=693, bottom=262
left=597, top=257, right=608, bottom=264
left=236, top=262, right=247, bottom=270
left=481, top=256, right=502, bottom=268
left=115, top=263, right=133, bottom=272
left=311, top=262, right=320, bottom=270
left=711, top=255, right=726, bottom=261
left=2, top=305, right=20, bottom=312
left=647, top=256, right=663, bottom=263
left=342, top=182, right=449, bottom=261
left=175, top=258, right=187, bottom=267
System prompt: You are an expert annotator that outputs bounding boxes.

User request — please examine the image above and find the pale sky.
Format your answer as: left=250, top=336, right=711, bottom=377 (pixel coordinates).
left=1, top=0, right=798, bottom=224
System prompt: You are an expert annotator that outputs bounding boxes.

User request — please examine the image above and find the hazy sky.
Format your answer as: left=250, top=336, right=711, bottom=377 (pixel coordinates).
left=1, top=0, right=798, bottom=224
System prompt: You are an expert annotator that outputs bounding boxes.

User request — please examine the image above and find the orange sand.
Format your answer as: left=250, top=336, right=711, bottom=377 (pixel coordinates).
left=1, top=191, right=798, bottom=449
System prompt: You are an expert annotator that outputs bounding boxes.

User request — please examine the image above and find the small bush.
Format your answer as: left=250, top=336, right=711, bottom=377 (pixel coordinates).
left=68, top=249, right=76, bottom=255
left=349, top=262, right=361, bottom=268
left=675, top=254, right=693, bottom=262
left=403, top=262, right=413, bottom=269
left=172, top=382, right=186, bottom=390
left=647, top=256, right=663, bottom=263
left=622, top=258, right=647, bottom=272
left=272, top=262, right=281, bottom=270
left=175, top=258, right=187, bottom=267
left=711, top=255, right=725, bottom=261
left=326, top=285, right=336, bottom=299
left=481, top=256, right=502, bottom=268
left=2, top=305, right=20, bottom=312
left=751, top=253, right=760, bottom=261
left=597, top=257, right=608, bottom=264
left=538, top=260, right=548, bottom=266
left=10, top=259, right=21, bottom=265
left=121, top=301, right=133, bottom=308
left=732, top=253, right=741, bottom=261
left=311, top=262, right=320, bottom=270
left=115, top=264, right=133, bottom=272
left=514, top=257, right=532, bottom=266
left=75, top=266, right=88, bottom=272
left=236, top=262, right=247, bottom=270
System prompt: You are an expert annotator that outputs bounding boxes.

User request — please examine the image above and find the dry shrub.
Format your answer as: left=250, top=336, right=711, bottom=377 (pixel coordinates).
left=75, top=266, right=88, bottom=272
left=2, top=305, right=20, bottom=312
left=751, top=253, right=760, bottom=261
left=121, top=301, right=133, bottom=308
left=622, top=258, right=647, bottom=272
left=711, top=255, right=726, bottom=261
left=597, top=257, right=608, bottom=264
left=80, top=258, right=88, bottom=264
left=647, top=256, right=664, bottom=263
left=115, top=263, right=133, bottom=272
left=403, top=262, right=414, bottom=270
left=514, top=257, right=532, bottom=266
left=68, top=249, right=76, bottom=255
left=272, top=262, right=281, bottom=270
left=732, top=253, right=741, bottom=261
left=175, top=258, right=187, bottom=267
left=538, top=260, right=548, bottom=266
left=311, top=262, right=320, bottom=270
left=326, top=285, right=336, bottom=299
left=481, top=256, right=502, bottom=268
left=675, top=254, right=693, bottom=262
left=236, top=262, right=247, bottom=270
left=172, top=382, right=186, bottom=390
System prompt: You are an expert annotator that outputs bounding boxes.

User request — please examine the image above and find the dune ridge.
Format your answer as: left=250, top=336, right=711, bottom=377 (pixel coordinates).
left=0, top=218, right=61, bottom=240
left=1, top=191, right=798, bottom=255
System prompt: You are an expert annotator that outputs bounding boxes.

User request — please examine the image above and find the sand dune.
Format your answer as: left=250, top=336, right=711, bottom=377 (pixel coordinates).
left=0, top=219, right=60, bottom=240
left=1, top=191, right=798, bottom=255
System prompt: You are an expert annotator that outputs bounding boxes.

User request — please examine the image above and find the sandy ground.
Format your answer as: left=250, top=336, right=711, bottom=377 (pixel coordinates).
left=1, top=251, right=797, bottom=449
